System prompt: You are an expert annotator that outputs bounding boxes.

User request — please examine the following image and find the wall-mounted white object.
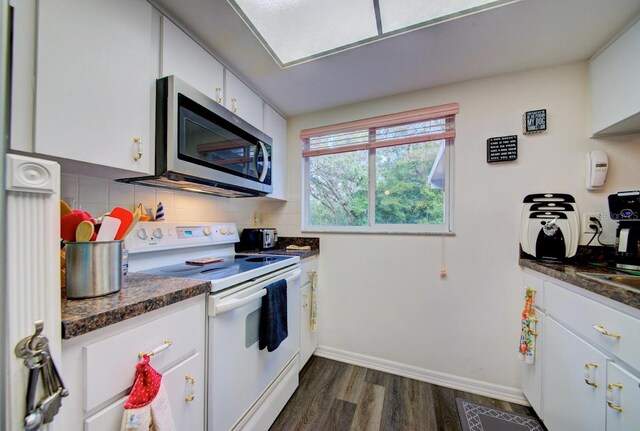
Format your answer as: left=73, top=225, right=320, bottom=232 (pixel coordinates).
left=585, top=150, right=608, bottom=190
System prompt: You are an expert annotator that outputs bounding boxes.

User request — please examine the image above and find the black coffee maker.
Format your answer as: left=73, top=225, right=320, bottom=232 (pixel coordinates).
left=608, top=191, right=640, bottom=269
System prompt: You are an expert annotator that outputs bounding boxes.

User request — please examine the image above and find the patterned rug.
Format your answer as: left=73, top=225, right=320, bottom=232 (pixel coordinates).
left=456, top=398, right=544, bottom=431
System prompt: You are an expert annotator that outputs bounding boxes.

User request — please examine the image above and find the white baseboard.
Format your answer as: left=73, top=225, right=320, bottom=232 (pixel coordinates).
left=314, top=345, right=529, bottom=406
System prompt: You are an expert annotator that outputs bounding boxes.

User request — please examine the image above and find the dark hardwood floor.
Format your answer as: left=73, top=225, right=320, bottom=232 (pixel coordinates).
left=270, top=356, right=539, bottom=431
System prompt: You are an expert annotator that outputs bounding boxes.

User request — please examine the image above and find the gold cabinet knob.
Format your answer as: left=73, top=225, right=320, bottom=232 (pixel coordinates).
left=185, top=373, right=196, bottom=402
left=592, top=324, right=621, bottom=339
left=607, top=383, right=623, bottom=412
left=133, top=137, right=143, bottom=161
left=215, top=87, right=222, bottom=104
left=583, top=362, right=599, bottom=387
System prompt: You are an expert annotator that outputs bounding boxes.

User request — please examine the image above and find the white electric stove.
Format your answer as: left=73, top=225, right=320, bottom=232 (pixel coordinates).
left=126, top=222, right=301, bottom=431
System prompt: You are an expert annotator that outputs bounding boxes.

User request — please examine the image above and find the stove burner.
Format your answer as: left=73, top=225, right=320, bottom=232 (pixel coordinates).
left=244, top=257, right=278, bottom=263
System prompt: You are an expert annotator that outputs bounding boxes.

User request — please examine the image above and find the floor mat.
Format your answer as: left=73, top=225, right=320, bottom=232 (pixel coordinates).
left=456, top=398, right=544, bottom=431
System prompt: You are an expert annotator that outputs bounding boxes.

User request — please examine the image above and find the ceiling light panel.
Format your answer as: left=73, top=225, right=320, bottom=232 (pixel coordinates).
left=378, top=0, right=516, bottom=33
left=231, top=0, right=378, bottom=65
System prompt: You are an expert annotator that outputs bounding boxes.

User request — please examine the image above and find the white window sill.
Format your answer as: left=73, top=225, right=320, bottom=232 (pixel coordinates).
left=301, top=227, right=456, bottom=236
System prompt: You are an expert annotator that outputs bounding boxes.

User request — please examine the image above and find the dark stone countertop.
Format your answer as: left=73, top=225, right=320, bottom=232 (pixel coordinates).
left=61, top=273, right=210, bottom=340
left=237, top=236, right=319, bottom=259
left=519, top=258, right=640, bottom=311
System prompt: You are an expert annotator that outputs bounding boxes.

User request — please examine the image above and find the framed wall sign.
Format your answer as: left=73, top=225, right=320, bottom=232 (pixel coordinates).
left=523, top=109, right=547, bottom=134
left=487, top=135, right=517, bottom=163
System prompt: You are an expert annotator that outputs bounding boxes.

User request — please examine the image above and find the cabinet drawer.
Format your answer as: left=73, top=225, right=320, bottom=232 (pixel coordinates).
left=300, top=256, right=318, bottom=286
left=545, top=281, right=640, bottom=370
left=523, top=271, right=544, bottom=311
left=84, top=299, right=205, bottom=412
left=84, top=353, right=205, bottom=431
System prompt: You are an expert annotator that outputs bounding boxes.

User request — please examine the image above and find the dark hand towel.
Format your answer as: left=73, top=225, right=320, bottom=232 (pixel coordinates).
left=259, top=279, right=288, bottom=352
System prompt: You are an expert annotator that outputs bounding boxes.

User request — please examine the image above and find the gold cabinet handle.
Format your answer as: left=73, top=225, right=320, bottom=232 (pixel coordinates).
left=133, top=137, right=143, bottom=161
left=593, top=324, right=621, bottom=339
left=583, top=362, right=599, bottom=387
left=214, top=87, right=222, bottom=104
left=607, top=383, right=623, bottom=412
left=138, top=339, right=172, bottom=359
left=185, top=373, right=196, bottom=402
left=231, top=97, right=238, bottom=113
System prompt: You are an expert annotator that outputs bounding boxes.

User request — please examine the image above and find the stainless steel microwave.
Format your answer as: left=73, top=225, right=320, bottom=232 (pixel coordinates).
left=118, top=75, right=273, bottom=197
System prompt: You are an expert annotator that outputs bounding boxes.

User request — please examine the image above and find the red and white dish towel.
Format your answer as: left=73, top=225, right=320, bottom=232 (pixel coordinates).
left=120, top=354, right=175, bottom=431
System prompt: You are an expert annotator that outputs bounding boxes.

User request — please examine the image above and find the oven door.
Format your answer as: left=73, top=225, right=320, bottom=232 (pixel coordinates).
left=208, top=266, right=300, bottom=431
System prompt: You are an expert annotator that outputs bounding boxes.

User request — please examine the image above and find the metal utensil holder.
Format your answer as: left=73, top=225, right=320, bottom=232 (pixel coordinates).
left=65, top=240, right=122, bottom=299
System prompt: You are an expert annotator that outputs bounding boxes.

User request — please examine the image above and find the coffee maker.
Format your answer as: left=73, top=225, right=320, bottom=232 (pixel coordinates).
left=608, top=191, right=640, bottom=269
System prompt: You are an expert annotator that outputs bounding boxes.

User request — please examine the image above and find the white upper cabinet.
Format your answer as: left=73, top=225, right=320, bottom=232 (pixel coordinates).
left=161, top=16, right=224, bottom=103
left=590, top=17, right=640, bottom=136
left=35, top=0, right=157, bottom=175
left=264, top=104, right=288, bottom=200
left=225, top=70, right=265, bottom=130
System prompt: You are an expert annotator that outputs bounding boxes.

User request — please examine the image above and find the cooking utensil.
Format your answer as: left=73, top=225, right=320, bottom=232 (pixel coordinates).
left=60, top=211, right=92, bottom=242
left=75, top=221, right=94, bottom=242
left=95, top=216, right=121, bottom=242
left=109, top=207, right=134, bottom=240
left=122, top=206, right=142, bottom=238
left=60, top=200, right=73, bottom=216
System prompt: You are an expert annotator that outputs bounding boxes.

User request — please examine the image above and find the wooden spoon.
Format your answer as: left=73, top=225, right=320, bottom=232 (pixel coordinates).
left=60, top=200, right=73, bottom=216
left=75, top=221, right=95, bottom=242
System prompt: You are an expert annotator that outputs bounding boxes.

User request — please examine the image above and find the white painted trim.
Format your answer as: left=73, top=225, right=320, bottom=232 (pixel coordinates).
left=314, top=345, right=529, bottom=406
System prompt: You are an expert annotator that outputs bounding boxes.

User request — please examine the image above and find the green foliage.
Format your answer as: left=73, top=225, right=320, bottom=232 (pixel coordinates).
left=308, top=142, right=445, bottom=227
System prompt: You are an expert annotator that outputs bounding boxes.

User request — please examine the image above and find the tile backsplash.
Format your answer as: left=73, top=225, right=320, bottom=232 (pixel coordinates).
left=61, top=173, right=301, bottom=236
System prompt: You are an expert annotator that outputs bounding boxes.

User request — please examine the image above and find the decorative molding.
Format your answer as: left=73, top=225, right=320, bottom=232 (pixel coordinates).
left=6, top=154, right=59, bottom=193
left=314, top=345, right=529, bottom=406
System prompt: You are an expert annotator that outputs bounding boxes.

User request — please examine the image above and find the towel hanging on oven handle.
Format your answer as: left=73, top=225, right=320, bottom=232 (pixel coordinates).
left=212, top=268, right=301, bottom=316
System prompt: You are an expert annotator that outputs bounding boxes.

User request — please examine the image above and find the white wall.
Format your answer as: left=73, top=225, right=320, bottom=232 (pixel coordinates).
left=264, top=61, right=640, bottom=391
left=60, top=173, right=264, bottom=231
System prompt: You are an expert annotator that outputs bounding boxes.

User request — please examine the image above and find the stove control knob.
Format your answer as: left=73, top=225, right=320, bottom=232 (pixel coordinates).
left=136, top=228, right=148, bottom=240
left=220, top=226, right=228, bottom=235
left=152, top=228, right=163, bottom=239
left=228, top=227, right=235, bottom=234
left=203, top=227, right=212, bottom=236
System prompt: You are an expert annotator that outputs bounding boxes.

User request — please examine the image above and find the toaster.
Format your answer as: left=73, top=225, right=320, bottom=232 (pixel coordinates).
left=239, top=228, right=278, bottom=250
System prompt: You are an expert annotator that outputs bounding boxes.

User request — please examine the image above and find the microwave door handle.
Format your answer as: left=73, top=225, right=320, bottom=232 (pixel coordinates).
left=258, top=141, right=268, bottom=183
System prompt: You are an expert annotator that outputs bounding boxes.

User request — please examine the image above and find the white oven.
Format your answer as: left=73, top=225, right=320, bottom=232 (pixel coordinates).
left=208, top=266, right=300, bottom=431
left=126, top=222, right=301, bottom=431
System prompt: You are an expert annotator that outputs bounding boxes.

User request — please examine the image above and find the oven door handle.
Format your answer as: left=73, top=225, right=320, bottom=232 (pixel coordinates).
left=215, top=289, right=267, bottom=315
left=212, top=268, right=301, bottom=316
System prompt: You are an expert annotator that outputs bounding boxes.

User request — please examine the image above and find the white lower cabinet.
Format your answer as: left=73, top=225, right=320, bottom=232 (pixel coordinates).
left=606, top=361, right=640, bottom=431
left=299, top=256, right=319, bottom=370
left=543, top=317, right=609, bottom=431
left=522, top=269, right=640, bottom=430
left=521, top=309, right=545, bottom=418
left=61, top=296, right=206, bottom=430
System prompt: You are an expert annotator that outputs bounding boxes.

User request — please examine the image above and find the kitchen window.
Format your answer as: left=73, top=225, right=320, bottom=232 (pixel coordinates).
left=301, top=103, right=458, bottom=233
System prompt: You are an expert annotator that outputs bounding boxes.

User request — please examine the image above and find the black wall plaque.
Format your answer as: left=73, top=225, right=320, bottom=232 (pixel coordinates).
left=487, top=135, right=518, bottom=163
left=523, top=109, right=547, bottom=134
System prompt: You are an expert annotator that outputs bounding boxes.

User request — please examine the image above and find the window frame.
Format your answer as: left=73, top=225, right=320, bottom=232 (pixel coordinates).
left=301, top=108, right=456, bottom=235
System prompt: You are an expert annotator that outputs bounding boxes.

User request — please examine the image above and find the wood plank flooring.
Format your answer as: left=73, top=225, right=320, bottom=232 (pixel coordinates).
left=270, top=356, right=540, bottom=431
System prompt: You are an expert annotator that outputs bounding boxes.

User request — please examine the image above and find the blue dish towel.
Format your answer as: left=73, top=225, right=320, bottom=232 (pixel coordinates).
left=259, top=279, right=288, bottom=352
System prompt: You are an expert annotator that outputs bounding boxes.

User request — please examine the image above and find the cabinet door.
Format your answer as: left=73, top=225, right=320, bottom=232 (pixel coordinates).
left=300, top=282, right=314, bottom=369
left=225, top=70, right=264, bottom=130
left=543, top=317, right=609, bottom=431
left=35, top=0, right=155, bottom=174
left=590, top=19, right=640, bottom=136
left=606, top=361, right=640, bottom=431
left=264, top=104, right=288, bottom=200
left=163, top=353, right=205, bottom=431
left=521, top=309, right=545, bottom=419
left=161, top=16, right=224, bottom=103
left=84, top=354, right=205, bottom=431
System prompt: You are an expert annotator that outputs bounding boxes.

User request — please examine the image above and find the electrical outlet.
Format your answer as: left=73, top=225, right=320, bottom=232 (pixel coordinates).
left=582, top=212, right=602, bottom=234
